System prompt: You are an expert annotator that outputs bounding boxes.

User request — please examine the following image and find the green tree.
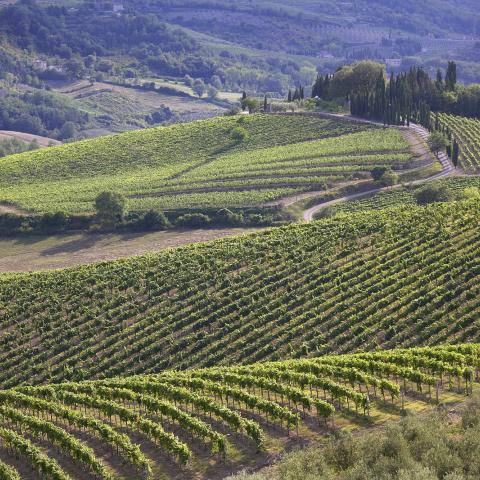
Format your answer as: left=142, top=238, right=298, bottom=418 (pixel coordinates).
left=192, top=78, right=206, bottom=97
left=242, top=98, right=260, bottom=113
left=427, top=132, right=447, bottom=156
left=445, top=61, right=457, bottom=91
left=370, top=166, right=388, bottom=182
left=94, top=192, right=126, bottom=227
left=414, top=185, right=452, bottom=205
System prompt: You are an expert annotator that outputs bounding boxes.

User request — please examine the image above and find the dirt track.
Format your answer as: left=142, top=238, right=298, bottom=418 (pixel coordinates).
left=302, top=122, right=455, bottom=221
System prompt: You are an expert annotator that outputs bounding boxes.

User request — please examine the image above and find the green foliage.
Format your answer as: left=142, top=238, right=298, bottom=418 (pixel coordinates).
left=140, top=209, right=169, bottom=231
left=436, top=114, right=480, bottom=173
left=0, top=137, right=39, bottom=157
left=0, top=90, right=89, bottom=139
left=0, top=115, right=406, bottom=213
left=428, top=132, right=448, bottom=154
left=94, top=191, right=126, bottom=227
left=175, top=213, right=211, bottom=228
left=0, top=201, right=478, bottom=387
left=0, top=345, right=478, bottom=479
left=229, top=393, right=480, bottom=480
left=415, top=185, right=453, bottom=205
left=230, top=126, right=249, bottom=143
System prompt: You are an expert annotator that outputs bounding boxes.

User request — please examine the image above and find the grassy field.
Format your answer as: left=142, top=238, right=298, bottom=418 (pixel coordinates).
left=0, top=200, right=478, bottom=388
left=0, top=115, right=413, bottom=214
left=0, top=227, right=260, bottom=272
left=0, top=344, right=476, bottom=479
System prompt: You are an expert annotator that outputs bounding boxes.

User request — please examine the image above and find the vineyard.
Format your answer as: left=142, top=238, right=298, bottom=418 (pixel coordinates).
left=0, top=115, right=413, bottom=213
left=0, top=344, right=477, bottom=479
left=315, top=176, right=480, bottom=217
left=0, top=200, right=478, bottom=388
left=437, top=113, right=480, bottom=173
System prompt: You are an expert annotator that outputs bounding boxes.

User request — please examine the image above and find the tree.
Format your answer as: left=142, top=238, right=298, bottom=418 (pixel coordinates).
left=192, top=78, right=206, bottom=97
left=414, top=185, right=452, bottom=205
left=207, top=85, right=218, bottom=99
left=427, top=132, right=447, bottom=155
left=94, top=192, right=126, bottom=228
left=287, top=90, right=292, bottom=102
left=445, top=61, right=457, bottom=91
left=40, top=212, right=68, bottom=234
left=452, top=139, right=460, bottom=167
left=242, top=97, right=260, bottom=113
left=263, top=95, right=268, bottom=112
left=370, top=166, right=388, bottom=182
left=377, top=169, right=398, bottom=187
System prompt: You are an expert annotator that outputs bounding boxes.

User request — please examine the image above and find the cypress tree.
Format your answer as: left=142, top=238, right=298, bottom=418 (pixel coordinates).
left=452, top=139, right=459, bottom=167
left=287, top=90, right=292, bottom=102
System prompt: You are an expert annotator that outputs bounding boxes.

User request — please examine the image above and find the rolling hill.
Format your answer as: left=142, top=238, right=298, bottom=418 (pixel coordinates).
left=0, top=114, right=414, bottom=214
left=0, top=199, right=478, bottom=388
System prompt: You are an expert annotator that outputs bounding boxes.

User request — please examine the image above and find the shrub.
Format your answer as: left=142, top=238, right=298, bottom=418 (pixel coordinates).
left=230, top=126, right=249, bottom=143
left=415, top=185, right=452, bottom=205
left=140, top=210, right=169, bottom=231
left=175, top=213, right=211, bottom=228
left=214, top=208, right=244, bottom=226
left=40, top=212, right=68, bottom=234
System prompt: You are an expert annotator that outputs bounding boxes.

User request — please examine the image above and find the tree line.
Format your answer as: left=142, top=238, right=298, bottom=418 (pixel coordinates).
left=312, top=61, right=480, bottom=127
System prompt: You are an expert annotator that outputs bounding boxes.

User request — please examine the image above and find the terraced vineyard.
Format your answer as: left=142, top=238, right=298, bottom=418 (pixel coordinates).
left=0, top=200, right=478, bottom=388
left=0, top=344, right=478, bottom=479
left=0, top=115, right=412, bottom=213
left=316, top=176, right=480, bottom=217
left=438, top=113, right=480, bottom=173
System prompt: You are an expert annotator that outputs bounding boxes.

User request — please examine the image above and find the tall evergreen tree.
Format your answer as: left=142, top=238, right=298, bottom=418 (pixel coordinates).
left=452, top=139, right=459, bottom=167
left=445, top=61, right=457, bottom=91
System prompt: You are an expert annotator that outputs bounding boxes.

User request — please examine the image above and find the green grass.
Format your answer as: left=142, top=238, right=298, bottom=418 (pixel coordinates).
left=0, top=200, right=478, bottom=388
left=0, top=115, right=411, bottom=213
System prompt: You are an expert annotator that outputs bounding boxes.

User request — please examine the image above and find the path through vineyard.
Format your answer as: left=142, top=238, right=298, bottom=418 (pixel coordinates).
left=303, top=122, right=455, bottom=221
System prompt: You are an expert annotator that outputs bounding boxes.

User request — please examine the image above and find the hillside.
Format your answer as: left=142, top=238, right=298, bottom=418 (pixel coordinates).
left=0, top=114, right=414, bottom=213
left=314, top=176, right=480, bottom=218
left=0, top=344, right=477, bottom=479
left=0, top=200, right=478, bottom=388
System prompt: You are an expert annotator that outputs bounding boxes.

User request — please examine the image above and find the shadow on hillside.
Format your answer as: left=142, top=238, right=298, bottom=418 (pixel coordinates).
left=11, top=236, right=46, bottom=246
left=40, top=234, right=103, bottom=256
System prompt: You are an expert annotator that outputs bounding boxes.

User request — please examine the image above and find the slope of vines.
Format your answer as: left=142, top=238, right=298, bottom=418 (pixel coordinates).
left=0, top=200, right=478, bottom=387
left=437, top=113, right=480, bottom=173
left=316, top=176, right=480, bottom=217
left=0, top=345, right=478, bottom=479
left=0, top=115, right=401, bottom=213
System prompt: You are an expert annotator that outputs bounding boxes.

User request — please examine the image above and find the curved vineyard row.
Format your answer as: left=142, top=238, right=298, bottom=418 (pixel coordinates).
left=0, top=200, right=479, bottom=387
left=0, top=345, right=478, bottom=479
left=437, top=113, right=480, bottom=173
left=315, top=176, right=480, bottom=217
left=0, top=115, right=399, bottom=213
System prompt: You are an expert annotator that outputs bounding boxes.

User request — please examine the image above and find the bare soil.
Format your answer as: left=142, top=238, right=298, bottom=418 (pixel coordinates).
left=0, top=130, right=61, bottom=147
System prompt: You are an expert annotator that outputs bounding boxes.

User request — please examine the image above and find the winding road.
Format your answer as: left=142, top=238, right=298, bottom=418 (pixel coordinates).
left=302, top=121, right=455, bottom=221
